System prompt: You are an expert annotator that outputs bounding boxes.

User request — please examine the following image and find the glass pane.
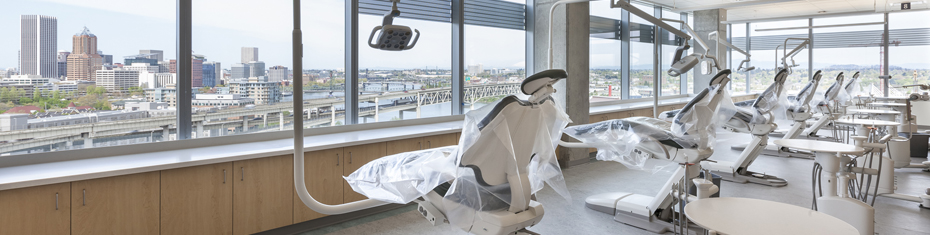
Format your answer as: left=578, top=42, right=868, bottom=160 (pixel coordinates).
left=590, top=0, right=623, bottom=103
left=2, top=1, right=176, bottom=155
left=464, top=25, right=525, bottom=111
left=730, top=23, right=747, bottom=93
left=750, top=20, right=810, bottom=95
left=889, top=11, right=930, bottom=95
left=813, top=14, right=883, bottom=97
left=357, top=16, right=451, bottom=123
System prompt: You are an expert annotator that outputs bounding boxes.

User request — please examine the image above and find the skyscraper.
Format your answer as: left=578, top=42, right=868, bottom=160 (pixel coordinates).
left=202, top=62, right=217, bottom=87
left=98, top=50, right=113, bottom=65
left=19, top=15, right=57, bottom=78
left=66, top=27, right=103, bottom=81
left=57, top=50, right=69, bottom=79
left=241, top=47, right=258, bottom=64
left=248, top=61, right=265, bottom=77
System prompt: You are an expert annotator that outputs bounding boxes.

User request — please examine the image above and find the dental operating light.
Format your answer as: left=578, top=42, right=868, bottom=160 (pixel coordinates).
left=367, top=0, right=420, bottom=51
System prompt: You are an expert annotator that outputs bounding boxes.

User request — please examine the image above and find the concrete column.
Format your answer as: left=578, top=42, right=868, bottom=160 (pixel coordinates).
left=416, top=93, right=422, bottom=118
left=243, top=116, right=249, bottom=132
left=162, top=125, right=170, bottom=140
left=195, top=121, right=203, bottom=138
left=331, top=107, right=336, bottom=126
left=692, top=9, right=727, bottom=93
left=263, top=113, right=268, bottom=127
left=374, top=97, right=380, bottom=122
left=535, top=0, right=590, bottom=166
left=279, top=112, right=285, bottom=130
left=399, top=110, right=405, bottom=120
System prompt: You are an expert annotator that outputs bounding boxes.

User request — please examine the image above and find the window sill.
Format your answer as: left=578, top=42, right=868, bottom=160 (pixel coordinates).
left=588, top=92, right=758, bottom=115
left=0, top=120, right=464, bottom=191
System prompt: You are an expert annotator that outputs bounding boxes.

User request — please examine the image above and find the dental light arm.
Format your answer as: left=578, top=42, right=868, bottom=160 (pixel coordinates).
left=708, top=31, right=755, bottom=72
left=294, top=0, right=389, bottom=215
left=782, top=38, right=809, bottom=69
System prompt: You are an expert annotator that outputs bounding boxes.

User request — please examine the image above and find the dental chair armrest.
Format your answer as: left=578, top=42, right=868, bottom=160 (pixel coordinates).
left=559, top=140, right=594, bottom=148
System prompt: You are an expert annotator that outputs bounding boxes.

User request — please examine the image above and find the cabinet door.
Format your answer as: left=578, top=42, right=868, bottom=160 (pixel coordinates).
left=386, top=137, right=423, bottom=155
left=633, top=108, right=653, bottom=117
left=233, top=156, right=294, bottom=235
left=0, top=183, right=70, bottom=235
left=294, top=148, right=343, bottom=223
left=344, top=143, right=386, bottom=203
left=425, top=133, right=458, bottom=149
left=161, top=163, right=233, bottom=235
left=71, top=172, right=160, bottom=235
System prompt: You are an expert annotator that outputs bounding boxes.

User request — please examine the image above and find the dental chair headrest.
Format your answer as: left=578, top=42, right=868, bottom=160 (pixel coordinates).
left=709, top=69, right=731, bottom=87
left=773, top=69, right=788, bottom=84
left=521, top=69, right=568, bottom=95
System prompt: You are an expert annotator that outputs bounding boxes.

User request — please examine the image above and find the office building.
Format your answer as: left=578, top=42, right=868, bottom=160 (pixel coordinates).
left=202, top=62, right=217, bottom=87
left=124, top=63, right=160, bottom=74
left=95, top=69, right=139, bottom=92
left=2, top=75, right=51, bottom=85
left=66, top=27, right=103, bottom=81
left=267, top=65, right=288, bottom=83
left=169, top=58, right=204, bottom=87
left=191, top=94, right=254, bottom=108
left=248, top=61, right=265, bottom=77
left=19, top=15, right=57, bottom=78
left=139, top=50, right=163, bottom=61
left=124, top=54, right=158, bottom=66
left=56, top=51, right=69, bottom=79
left=98, top=50, right=113, bottom=65
left=241, top=47, right=258, bottom=63
left=230, top=63, right=250, bottom=79
left=139, top=72, right=176, bottom=89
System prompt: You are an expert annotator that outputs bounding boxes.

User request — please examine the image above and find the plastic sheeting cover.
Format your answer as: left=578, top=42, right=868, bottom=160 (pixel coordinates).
left=564, top=84, right=737, bottom=172
left=343, top=95, right=572, bottom=232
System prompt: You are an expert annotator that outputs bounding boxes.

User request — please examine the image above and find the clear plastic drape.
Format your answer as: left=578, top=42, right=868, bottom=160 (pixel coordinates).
left=564, top=84, right=736, bottom=172
left=343, top=96, right=572, bottom=232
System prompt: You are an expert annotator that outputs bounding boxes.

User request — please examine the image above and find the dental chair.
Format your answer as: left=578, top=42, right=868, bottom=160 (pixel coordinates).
left=346, top=69, right=571, bottom=235
left=565, top=70, right=733, bottom=234
left=705, top=69, right=789, bottom=187
left=801, top=72, right=850, bottom=140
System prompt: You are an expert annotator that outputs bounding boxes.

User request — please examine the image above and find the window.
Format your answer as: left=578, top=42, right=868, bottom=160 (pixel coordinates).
left=749, top=19, right=810, bottom=95
left=2, top=0, right=176, bottom=155
left=889, top=11, right=930, bottom=95
left=660, top=9, right=682, bottom=96
left=730, top=23, right=748, bottom=93
left=813, top=14, right=884, bottom=97
left=463, top=0, right=526, bottom=111
left=629, top=3, right=655, bottom=99
left=589, top=0, right=624, bottom=102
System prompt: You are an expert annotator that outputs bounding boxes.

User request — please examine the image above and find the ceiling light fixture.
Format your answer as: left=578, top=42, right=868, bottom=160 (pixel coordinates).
left=818, top=10, right=827, bottom=13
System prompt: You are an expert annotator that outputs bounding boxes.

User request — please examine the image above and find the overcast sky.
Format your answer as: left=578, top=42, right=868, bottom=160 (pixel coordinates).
left=4, top=0, right=927, bottom=72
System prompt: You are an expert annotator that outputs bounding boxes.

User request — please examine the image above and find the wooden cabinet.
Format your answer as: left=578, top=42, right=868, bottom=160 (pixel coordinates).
left=425, top=133, right=458, bottom=149
left=0, top=183, right=70, bottom=235
left=161, top=163, right=233, bottom=235
left=294, top=148, right=344, bottom=223
left=633, top=108, right=653, bottom=117
left=386, top=137, right=423, bottom=155
left=71, top=172, right=160, bottom=235
left=343, top=143, right=386, bottom=203
left=233, top=156, right=294, bottom=235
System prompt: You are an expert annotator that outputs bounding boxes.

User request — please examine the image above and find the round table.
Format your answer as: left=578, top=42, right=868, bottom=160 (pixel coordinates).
left=867, top=102, right=907, bottom=107
left=834, top=118, right=900, bottom=126
left=685, top=197, right=859, bottom=235
left=773, top=139, right=871, bottom=235
left=846, top=109, right=900, bottom=115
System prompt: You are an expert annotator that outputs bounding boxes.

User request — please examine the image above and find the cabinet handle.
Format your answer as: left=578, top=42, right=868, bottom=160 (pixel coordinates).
left=349, top=152, right=352, bottom=164
left=240, top=167, right=244, bottom=181
left=55, top=193, right=59, bottom=210
left=223, top=169, right=227, bottom=184
left=418, top=142, right=422, bottom=149
left=82, top=189, right=86, bottom=206
left=336, top=154, right=340, bottom=166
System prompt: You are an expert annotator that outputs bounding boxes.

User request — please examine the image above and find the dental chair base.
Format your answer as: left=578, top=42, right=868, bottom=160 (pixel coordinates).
left=585, top=164, right=716, bottom=234
left=416, top=195, right=545, bottom=235
left=707, top=135, right=788, bottom=187
left=731, top=142, right=815, bottom=159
